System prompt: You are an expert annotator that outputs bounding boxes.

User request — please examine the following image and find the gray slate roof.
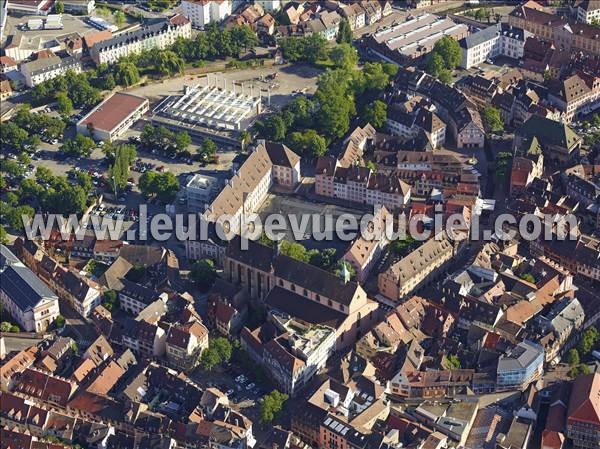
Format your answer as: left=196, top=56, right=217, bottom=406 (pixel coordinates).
left=0, top=244, right=58, bottom=312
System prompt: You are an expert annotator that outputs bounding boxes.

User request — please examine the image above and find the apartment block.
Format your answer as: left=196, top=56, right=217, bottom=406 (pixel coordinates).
left=90, top=15, right=191, bottom=65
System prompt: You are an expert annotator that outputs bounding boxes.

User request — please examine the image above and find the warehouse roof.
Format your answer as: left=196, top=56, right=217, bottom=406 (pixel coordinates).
left=78, top=92, right=148, bottom=134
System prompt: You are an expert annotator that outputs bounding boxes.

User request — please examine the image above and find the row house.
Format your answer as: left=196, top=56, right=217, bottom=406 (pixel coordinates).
left=508, top=3, right=600, bottom=56
left=532, top=298, right=585, bottom=363
left=118, top=279, right=169, bottom=316
left=547, top=72, right=600, bottom=122
left=90, top=15, right=191, bottom=65
left=122, top=319, right=166, bottom=359
left=29, top=252, right=102, bottom=319
left=387, top=103, right=446, bottom=149
left=315, top=157, right=411, bottom=211
left=575, top=0, right=600, bottom=24
left=309, top=10, right=342, bottom=41
left=390, top=369, right=480, bottom=399
left=378, top=234, right=455, bottom=302
left=165, top=321, right=209, bottom=372
left=341, top=206, right=391, bottom=283
left=340, top=3, right=365, bottom=30
left=20, top=54, right=83, bottom=88
left=394, top=67, right=485, bottom=149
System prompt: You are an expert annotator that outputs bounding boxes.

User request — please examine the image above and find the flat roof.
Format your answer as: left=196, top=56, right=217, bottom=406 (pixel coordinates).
left=79, top=92, right=148, bottom=134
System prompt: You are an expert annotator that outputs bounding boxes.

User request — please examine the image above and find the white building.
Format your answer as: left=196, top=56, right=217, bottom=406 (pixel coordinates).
left=255, top=0, right=281, bottom=12
left=63, top=0, right=95, bottom=15
left=90, top=15, right=191, bottom=65
left=20, top=54, right=82, bottom=87
left=0, top=245, right=60, bottom=332
left=186, top=173, right=221, bottom=211
left=118, top=279, right=169, bottom=316
left=181, top=0, right=242, bottom=28
left=77, top=92, right=149, bottom=142
left=576, top=0, right=600, bottom=24
left=459, top=23, right=528, bottom=69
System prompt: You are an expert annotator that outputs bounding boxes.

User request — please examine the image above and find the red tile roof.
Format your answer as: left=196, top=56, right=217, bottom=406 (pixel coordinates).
left=79, top=92, right=147, bottom=133
left=83, top=30, right=113, bottom=49
left=568, top=373, right=600, bottom=425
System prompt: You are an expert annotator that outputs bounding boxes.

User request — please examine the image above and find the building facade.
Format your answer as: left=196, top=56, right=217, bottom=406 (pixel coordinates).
left=496, top=341, right=544, bottom=391
left=90, top=15, right=191, bottom=65
left=0, top=245, right=60, bottom=332
left=20, top=55, right=82, bottom=87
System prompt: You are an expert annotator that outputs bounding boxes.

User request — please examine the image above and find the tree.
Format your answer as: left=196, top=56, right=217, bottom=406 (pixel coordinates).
left=578, top=327, right=599, bottom=355
left=255, top=114, right=287, bottom=141
left=113, top=10, right=126, bottom=27
left=280, top=240, right=310, bottom=262
left=337, top=19, right=353, bottom=44
left=580, top=364, right=592, bottom=375
left=138, top=171, right=180, bottom=203
left=482, top=106, right=504, bottom=134
left=330, top=43, right=359, bottom=70
left=0, top=226, right=8, bottom=245
left=303, top=33, right=328, bottom=63
left=114, top=62, right=140, bottom=87
left=155, top=50, right=185, bottom=76
left=55, top=0, right=64, bottom=13
left=55, top=315, right=66, bottom=328
left=60, top=133, right=95, bottom=157
left=426, top=52, right=445, bottom=77
left=55, top=92, right=73, bottom=116
left=260, top=390, right=288, bottom=424
left=446, top=354, right=461, bottom=369
left=315, top=69, right=356, bottom=139
left=432, top=36, right=461, bottom=70
left=212, top=337, right=232, bottom=362
left=567, top=348, right=580, bottom=366
left=200, top=337, right=233, bottom=371
left=309, top=248, right=336, bottom=270
left=0, top=322, right=12, bottom=332
left=6, top=205, right=34, bottom=231
left=362, top=100, right=387, bottom=129
left=103, top=290, right=120, bottom=313
left=190, top=259, right=217, bottom=291
left=239, top=130, right=251, bottom=150
left=231, top=24, right=258, bottom=52
left=520, top=273, right=536, bottom=284
left=175, top=131, right=192, bottom=153
left=200, top=347, right=220, bottom=371
left=335, top=260, right=356, bottom=281
left=543, top=70, right=552, bottom=81
left=199, top=137, right=217, bottom=159
left=390, top=235, right=417, bottom=255
left=286, top=129, right=327, bottom=159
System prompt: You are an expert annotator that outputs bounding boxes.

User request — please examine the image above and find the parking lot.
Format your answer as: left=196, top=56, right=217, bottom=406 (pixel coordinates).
left=189, top=361, right=271, bottom=434
left=257, top=192, right=365, bottom=252
left=128, top=63, right=322, bottom=111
